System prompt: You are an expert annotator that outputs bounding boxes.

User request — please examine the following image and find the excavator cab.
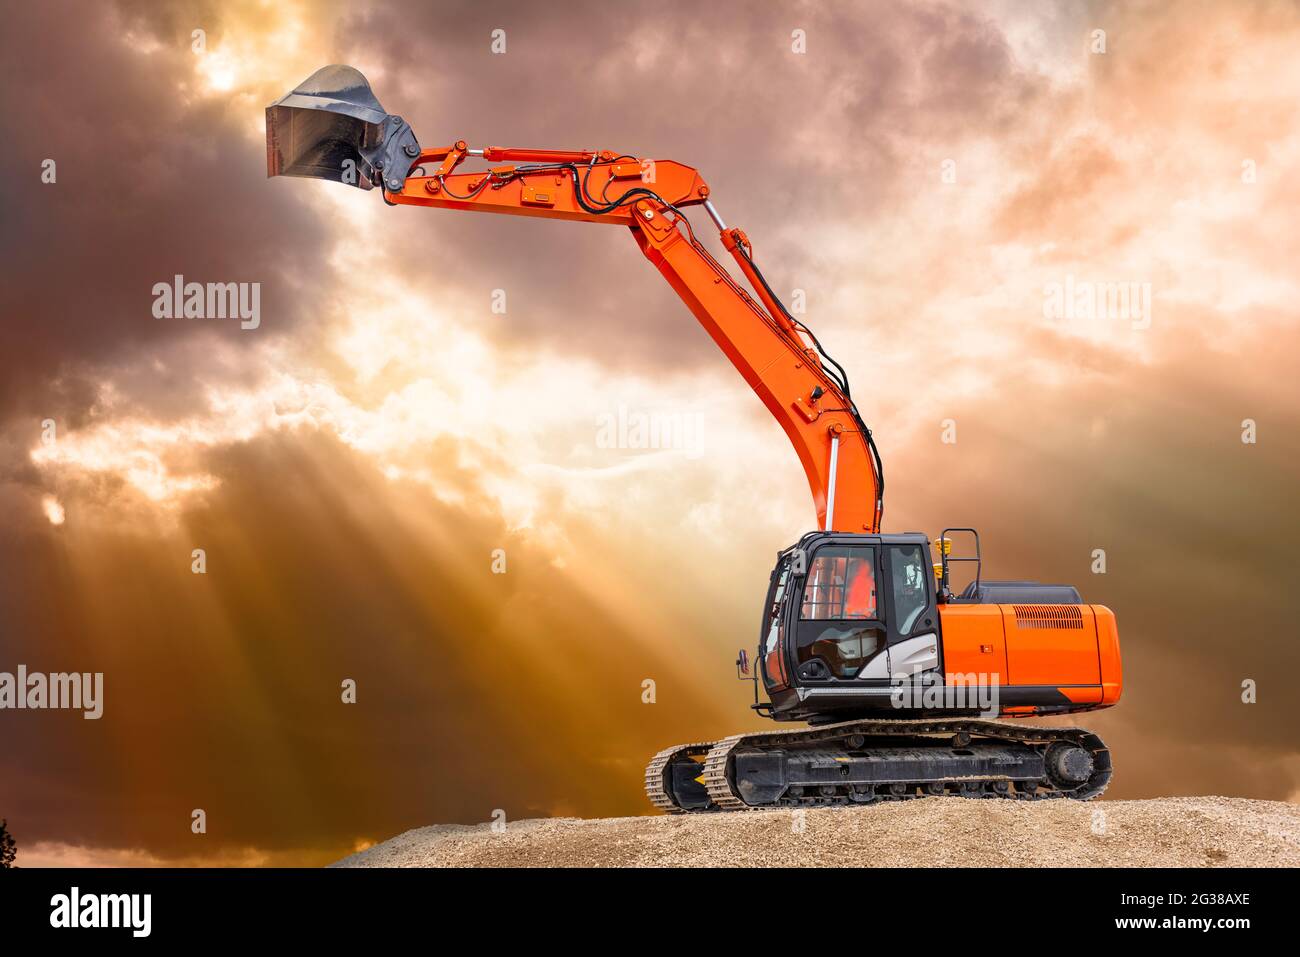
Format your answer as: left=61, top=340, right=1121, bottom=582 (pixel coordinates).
left=754, top=529, right=1121, bottom=724
left=757, top=532, right=941, bottom=720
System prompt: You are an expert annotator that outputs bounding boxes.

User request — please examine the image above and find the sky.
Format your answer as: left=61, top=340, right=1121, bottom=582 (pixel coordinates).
left=1, top=0, right=1298, bottom=866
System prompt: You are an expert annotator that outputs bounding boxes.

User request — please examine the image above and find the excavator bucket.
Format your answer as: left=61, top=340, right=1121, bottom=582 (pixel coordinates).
left=265, top=64, right=420, bottom=193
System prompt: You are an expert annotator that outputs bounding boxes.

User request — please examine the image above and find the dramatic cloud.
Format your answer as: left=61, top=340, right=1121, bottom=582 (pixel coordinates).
left=1, top=0, right=1297, bottom=864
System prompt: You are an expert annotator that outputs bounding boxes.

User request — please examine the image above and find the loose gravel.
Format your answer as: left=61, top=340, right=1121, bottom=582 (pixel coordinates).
left=333, top=797, right=1300, bottom=868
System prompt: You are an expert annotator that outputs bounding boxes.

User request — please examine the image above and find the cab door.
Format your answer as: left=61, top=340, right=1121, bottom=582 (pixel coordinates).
left=793, top=543, right=888, bottom=681
left=879, top=540, right=942, bottom=676
left=759, top=557, right=793, bottom=692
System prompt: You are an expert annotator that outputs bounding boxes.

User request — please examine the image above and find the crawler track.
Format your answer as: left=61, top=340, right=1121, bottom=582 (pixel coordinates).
left=644, top=741, right=715, bottom=813
left=647, top=718, right=1111, bottom=812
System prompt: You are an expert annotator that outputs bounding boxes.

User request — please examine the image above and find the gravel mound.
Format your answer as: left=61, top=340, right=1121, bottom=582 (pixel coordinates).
left=333, top=797, right=1300, bottom=868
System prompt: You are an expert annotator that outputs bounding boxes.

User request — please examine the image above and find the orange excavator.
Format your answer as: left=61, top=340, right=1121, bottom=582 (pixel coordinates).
left=268, top=66, right=1122, bottom=812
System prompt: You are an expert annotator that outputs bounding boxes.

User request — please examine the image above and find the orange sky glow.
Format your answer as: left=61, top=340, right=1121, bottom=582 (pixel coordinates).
left=2, top=0, right=1298, bottom=866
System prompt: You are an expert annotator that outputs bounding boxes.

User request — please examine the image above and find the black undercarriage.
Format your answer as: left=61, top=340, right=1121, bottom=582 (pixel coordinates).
left=646, top=717, right=1111, bottom=813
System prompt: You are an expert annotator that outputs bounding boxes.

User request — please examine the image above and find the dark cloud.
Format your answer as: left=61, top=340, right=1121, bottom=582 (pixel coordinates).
left=332, top=0, right=1037, bottom=369
left=0, top=0, right=332, bottom=427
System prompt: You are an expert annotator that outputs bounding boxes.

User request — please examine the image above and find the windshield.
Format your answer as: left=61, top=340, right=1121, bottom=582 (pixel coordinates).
left=800, top=546, right=878, bottom=620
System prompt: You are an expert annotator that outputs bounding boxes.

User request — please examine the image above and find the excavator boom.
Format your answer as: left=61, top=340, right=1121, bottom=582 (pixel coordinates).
left=268, top=65, right=882, bottom=533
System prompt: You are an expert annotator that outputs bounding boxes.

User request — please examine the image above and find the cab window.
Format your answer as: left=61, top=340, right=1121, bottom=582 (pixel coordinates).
left=764, top=563, right=790, bottom=656
left=888, top=543, right=929, bottom=635
left=800, top=547, right=877, bottom=620
left=795, top=545, right=884, bottom=679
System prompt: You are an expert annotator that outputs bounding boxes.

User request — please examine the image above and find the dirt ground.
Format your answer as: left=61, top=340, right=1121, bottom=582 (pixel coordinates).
left=333, top=796, right=1300, bottom=868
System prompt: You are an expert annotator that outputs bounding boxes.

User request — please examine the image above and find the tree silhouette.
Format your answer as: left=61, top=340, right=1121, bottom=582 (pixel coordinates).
left=0, top=819, right=16, bottom=868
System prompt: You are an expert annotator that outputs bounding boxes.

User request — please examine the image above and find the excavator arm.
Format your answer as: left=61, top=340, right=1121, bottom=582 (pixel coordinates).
left=391, top=145, right=884, bottom=532
left=267, top=65, right=883, bottom=532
